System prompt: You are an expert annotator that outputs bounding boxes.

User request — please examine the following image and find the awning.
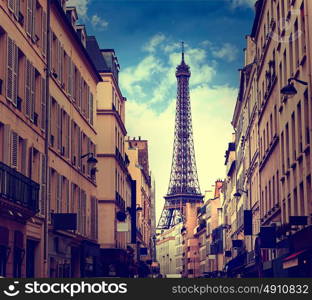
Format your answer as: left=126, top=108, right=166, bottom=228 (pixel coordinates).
left=282, top=249, right=311, bottom=270
left=283, top=249, right=307, bottom=262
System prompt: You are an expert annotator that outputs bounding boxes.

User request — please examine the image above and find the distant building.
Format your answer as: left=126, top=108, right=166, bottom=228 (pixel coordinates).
left=126, top=138, right=154, bottom=265
left=156, top=222, right=183, bottom=276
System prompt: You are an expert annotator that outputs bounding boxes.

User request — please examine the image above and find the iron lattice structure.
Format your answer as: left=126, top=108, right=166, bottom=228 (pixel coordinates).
left=157, top=43, right=203, bottom=230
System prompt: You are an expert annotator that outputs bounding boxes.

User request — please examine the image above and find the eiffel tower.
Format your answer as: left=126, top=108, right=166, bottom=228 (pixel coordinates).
left=157, top=42, right=203, bottom=230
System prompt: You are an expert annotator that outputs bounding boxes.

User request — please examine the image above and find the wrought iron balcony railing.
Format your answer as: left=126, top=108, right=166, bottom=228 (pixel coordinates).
left=0, top=161, right=39, bottom=214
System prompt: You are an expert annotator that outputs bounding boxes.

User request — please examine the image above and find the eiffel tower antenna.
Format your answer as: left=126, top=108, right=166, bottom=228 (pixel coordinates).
left=157, top=43, right=203, bottom=230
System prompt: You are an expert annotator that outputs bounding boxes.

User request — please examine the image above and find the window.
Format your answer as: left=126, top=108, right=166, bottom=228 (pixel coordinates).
left=25, top=59, right=35, bottom=121
left=304, top=90, right=310, bottom=145
left=41, top=77, right=46, bottom=130
left=289, top=34, right=293, bottom=75
left=39, top=152, right=46, bottom=216
left=297, top=102, right=302, bottom=153
left=26, top=0, right=36, bottom=40
left=6, top=36, right=18, bottom=105
left=294, top=19, right=299, bottom=66
left=290, top=112, right=296, bottom=162
left=300, top=3, right=306, bottom=55
left=285, top=123, right=290, bottom=169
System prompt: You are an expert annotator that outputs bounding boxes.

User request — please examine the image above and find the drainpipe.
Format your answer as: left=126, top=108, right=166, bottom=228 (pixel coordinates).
left=43, top=0, right=51, bottom=278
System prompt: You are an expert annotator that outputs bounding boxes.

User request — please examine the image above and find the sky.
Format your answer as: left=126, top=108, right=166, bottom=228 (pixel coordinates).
left=67, top=0, right=257, bottom=221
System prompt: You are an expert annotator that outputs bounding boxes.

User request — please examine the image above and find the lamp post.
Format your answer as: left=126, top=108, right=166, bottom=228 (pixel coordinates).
left=281, top=77, right=308, bottom=97
left=233, top=189, right=248, bottom=198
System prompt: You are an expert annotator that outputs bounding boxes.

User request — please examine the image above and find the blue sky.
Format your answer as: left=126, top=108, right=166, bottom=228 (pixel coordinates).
left=68, top=0, right=256, bottom=219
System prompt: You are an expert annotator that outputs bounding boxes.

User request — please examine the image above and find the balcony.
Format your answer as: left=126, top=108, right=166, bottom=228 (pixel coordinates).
left=0, top=161, right=39, bottom=219
left=115, top=147, right=127, bottom=169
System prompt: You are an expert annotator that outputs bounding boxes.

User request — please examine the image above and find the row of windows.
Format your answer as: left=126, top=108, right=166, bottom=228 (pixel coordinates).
left=48, top=167, right=98, bottom=239
left=281, top=175, right=311, bottom=223
left=280, top=90, right=309, bottom=173
left=260, top=105, right=278, bottom=159
left=0, top=122, right=98, bottom=240
left=1, top=33, right=95, bottom=146
left=50, top=31, right=94, bottom=125
left=7, top=0, right=47, bottom=56
left=261, top=170, right=280, bottom=219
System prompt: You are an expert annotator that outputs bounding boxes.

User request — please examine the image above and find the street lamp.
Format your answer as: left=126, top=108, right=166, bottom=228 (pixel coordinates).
left=233, top=189, right=248, bottom=198
left=281, top=77, right=308, bottom=97
left=81, top=152, right=98, bottom=169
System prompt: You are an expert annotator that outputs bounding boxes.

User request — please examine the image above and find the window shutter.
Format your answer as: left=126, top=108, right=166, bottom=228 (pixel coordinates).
left=89, top=92, right=94, bottom=125
left=21, top=138, right=28, bottom=175
left=11, top=131, right=18, bottom=168
left=71, top=120, right=75, bottom=164
left=78, top=128, right=82, bottom=169
left=12, top=40, right=18, bottom=106
left=56, top=173, right=61, bottom=213
left=58, top=44, right=63, bottom=84
left=14, top=0, right=20, bottom=19
left=28, top=145, right=33, bottom=178
left=42, top=11, right=47, bottom=56
left=87, top=138, right=91, bottom=175
left=48, top=167, right=52, bottom=221
left=39, top=152, right=46, bottom=216
left=77, top=188, right=81, bottom=233
left=30, top=64, right=35, bottom=121
left=57, top=105, right=62, bottom=152
left=25, top=59, right=31, bottom=117
left=65, top=178, right=70, bottom=213
left=71, top=183, right=75, bottom=213
left=26, top=0, right=32, bottom=36
left=66, top=113, right=70, bottom=158
left=8, top=0, right=14, bottom=12
left=82, top=191, right=86, bottom=235
left=41, top=77, right=46, bottom=130
left=31, top=0, right=36, bottom=41
left=6, top=36, right=14, bottom=102
left=66, top=57, right=70, bottom=95
left=49, top=30, right=52, bottom=68
left=3, top=124, right=11, bottom=165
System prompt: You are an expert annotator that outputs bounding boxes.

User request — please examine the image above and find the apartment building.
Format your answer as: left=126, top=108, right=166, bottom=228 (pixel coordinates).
left=156, top=223, right=183, bottom=276
left=251, top=0, right=312, bottom=277
left=221, top=0, right=312, bottom=278
left=85, top=37, right=136, bottom=277
left=0, top=0, right=100, bottom=277
left=126, top=137, right=153, bottom=263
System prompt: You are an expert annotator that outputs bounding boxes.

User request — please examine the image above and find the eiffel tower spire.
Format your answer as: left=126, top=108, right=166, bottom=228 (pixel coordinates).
left=157, top=43, right=203, bottom=230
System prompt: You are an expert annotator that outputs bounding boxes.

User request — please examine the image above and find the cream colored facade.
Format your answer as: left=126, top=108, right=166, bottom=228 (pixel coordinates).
left=156, top=222, right=183, bottom=276
left=220, top=0, right=312, bottom=277
left=0, top=0, right=100, bottom=278
left=126, top=138, right=153, bottom=260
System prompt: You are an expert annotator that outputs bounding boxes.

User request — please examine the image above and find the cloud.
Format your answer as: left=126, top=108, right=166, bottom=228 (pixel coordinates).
left=211, top=43, right=239, bottom=62
left=230, top=0, right=256, bottom=9
left=67, top=0, right=89, bottom=19
left=67, top=0, right=109, bottom=30
left=143, top=33, right=166, bottom=53
left=119, top=55, right=165, bottom=96
left=91, top=14, right=109, bottom=30
left=121, top=34, right=237, bottom=222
